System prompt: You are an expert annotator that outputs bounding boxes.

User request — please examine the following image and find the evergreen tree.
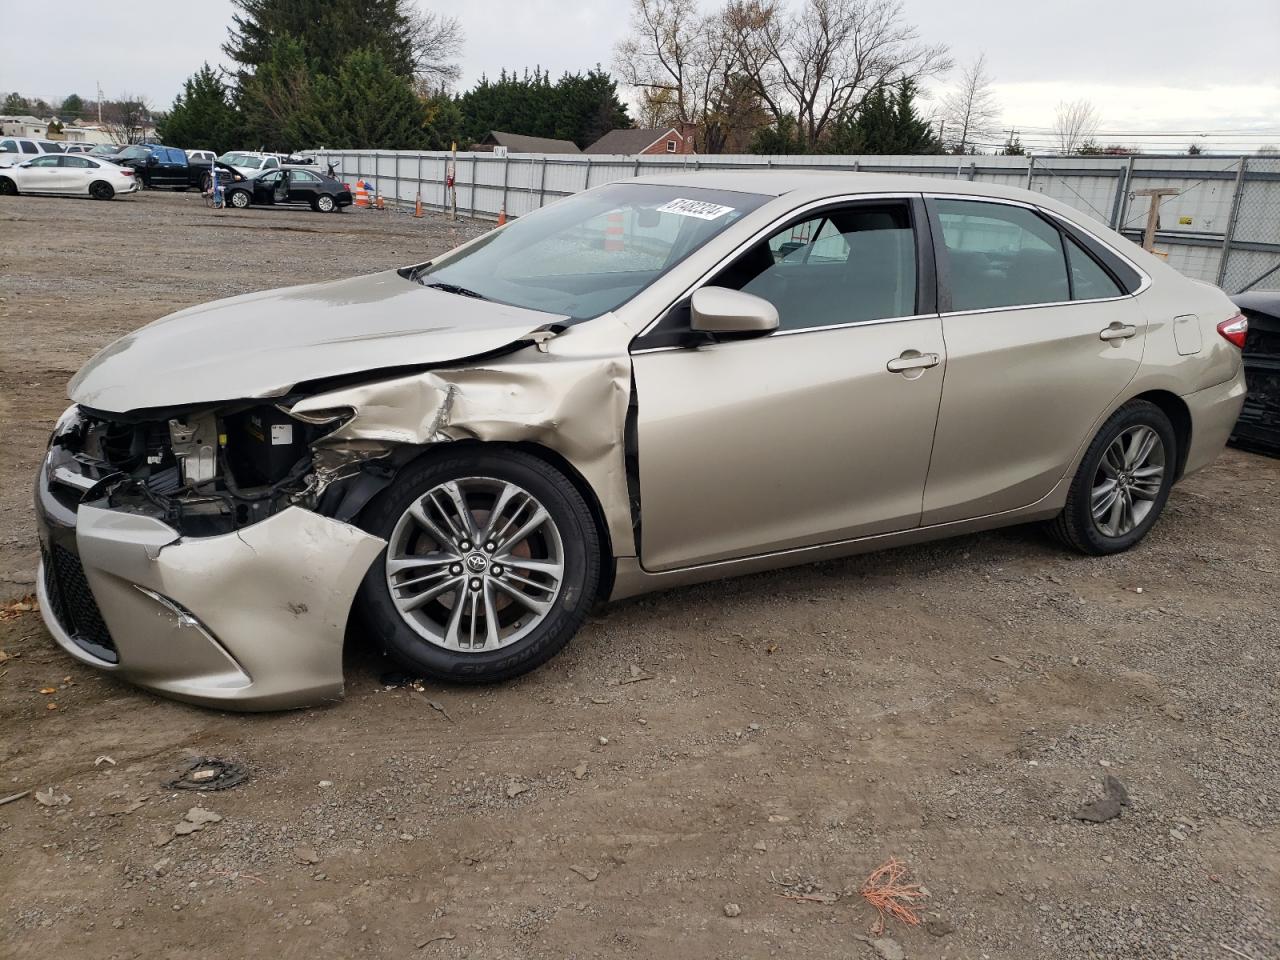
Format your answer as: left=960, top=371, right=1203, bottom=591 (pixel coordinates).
left=824, top=80, right=939, bottom=155
left=750, top=115, right=804, bottom=155
left=1001, top=133, right=1026, bottom=156
left=58, top=94, right=86, bottom=120
left=309, top=48, right=432, bottom=149
left=224, top=0, right=415, bottom=82
left=552, top=68, right=630, bottom=147
left=2, top=92, right=30, bottom=114
left=156, top=65, right=243, bottom=152
left=237, top=36, right=316, bottom=149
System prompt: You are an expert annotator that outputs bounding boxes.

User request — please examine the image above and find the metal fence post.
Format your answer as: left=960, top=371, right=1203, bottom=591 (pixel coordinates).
left=1217, top=156, right=1250, bottom=288
left=1116, top=154, right=1137, bottom=232
left=1109, top=155, right=1135, bottom=229
left=500, top=154, right=509, bottom=218
left=469, top=156, right=477, bottom=218
left=538, top=157, right=547, bottom=209
left=1025, top=155, right=1034, bottom=190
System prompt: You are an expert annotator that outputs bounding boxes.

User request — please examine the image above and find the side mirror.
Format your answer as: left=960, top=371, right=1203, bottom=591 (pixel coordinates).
left=690, top=286, right=779, bottom=336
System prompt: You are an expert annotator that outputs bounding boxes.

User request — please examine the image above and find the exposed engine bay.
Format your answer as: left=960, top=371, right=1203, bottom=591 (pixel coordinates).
left=46, top=401, right=366, bottom=537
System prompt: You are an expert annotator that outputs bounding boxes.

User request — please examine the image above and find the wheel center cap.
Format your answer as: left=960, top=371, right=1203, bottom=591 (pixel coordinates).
left=466, top=554, right=488, bottom=573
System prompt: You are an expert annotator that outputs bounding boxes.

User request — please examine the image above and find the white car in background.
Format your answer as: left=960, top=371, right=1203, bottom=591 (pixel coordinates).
left=0, top=154, right=138, bottom=199
left=187, top=149, right=216, bottom=163
left=0, top=136, right=66, bottom=167
left=216, top=151, right=282, bottom=177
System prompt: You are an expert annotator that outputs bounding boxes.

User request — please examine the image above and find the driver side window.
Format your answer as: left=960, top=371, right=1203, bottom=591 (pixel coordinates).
left=711, top=201, right=918, bottom=331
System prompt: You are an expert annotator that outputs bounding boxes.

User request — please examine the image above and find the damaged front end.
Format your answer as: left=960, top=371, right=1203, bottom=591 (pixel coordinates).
left=36, top=401, right=384, bottom=710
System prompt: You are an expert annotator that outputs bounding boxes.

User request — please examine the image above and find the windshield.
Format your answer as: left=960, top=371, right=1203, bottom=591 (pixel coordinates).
left=218, top=152, right=260, bottom=167
left=417, top=183, right=767, bottom=320
left=89, top=144, right=117, bottom=156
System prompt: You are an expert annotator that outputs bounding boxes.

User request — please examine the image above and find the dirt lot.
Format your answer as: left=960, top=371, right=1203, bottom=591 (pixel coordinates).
left=1, top=190, right=1277, bottom=960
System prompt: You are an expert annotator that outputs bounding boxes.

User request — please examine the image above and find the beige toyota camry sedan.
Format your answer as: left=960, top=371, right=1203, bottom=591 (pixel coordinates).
left=37, top=172, right=1248, bottom=709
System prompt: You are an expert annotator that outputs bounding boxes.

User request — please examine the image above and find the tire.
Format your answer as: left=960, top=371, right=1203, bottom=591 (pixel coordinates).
left=355, top=449, right=602, bottom=683
left=0, top=177, right=16, bottom=196
left=1049, top=400, right=1177, bottom=555
left=228, top=189, right=251, bottom=209
left=89, top=181, right=114, bottom=201
left=201, top=173, right=212, bottom=192
left=316, top=194, right=335, bottom=213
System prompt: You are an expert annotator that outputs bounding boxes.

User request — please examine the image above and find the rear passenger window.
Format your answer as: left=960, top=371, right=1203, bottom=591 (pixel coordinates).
left=713, top=202, right=918, bottom=331
left=20, top=141, right=38, bottom=154
left=62, top=156, right=93, bottom=168
left=1065, top=238, right=1122, bottom=300
left=935, top=199, right=1069, bottom=311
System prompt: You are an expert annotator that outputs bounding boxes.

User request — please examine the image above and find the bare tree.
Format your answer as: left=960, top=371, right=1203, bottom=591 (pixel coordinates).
left=1054, top=98, right=1101, bottom=155
left=614, top=0, right=731, bottom=138
left=101, top=94, right=152, bottom=144
left=408, top=9, right=464, bottom=91
left=722, top=0, right=951, bottom=151
left=940, top=53, right=999, bottom=153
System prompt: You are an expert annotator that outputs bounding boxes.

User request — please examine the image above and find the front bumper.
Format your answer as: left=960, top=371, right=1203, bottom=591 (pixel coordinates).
left=36, top=462, right=384, bottom=711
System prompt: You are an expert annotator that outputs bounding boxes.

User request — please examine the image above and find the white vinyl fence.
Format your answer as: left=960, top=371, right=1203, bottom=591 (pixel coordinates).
left=312, top=149, right=1280, bottom=293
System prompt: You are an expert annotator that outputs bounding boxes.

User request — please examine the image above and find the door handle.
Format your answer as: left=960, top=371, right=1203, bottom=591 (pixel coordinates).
left=886, top=352, right=940, bottom=373
left=1099, top=323, right=1137, bottom=341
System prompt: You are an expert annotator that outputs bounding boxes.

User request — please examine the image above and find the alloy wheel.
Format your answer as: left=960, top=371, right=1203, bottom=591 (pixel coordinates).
left=317, top=195, right=334, bottom=212
left=1091, top=425, right=1165, bottom=538
left=385, top=477, right=565, bottom=651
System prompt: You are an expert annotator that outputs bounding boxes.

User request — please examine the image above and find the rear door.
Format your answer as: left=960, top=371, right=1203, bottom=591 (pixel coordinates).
left=60, top=154, right=98, bottom=192
left=921, top=196, right=1146, bottom=524
left=632, top=196, right=946, bottom=571
left=286, top=169, right=321, bottom=204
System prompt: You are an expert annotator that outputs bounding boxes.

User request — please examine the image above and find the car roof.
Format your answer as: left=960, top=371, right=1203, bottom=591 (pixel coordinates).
left=627, top=169, right=1112, bottom=230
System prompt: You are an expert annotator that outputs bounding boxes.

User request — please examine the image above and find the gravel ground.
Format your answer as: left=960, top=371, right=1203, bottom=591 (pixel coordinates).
left=0, top=190, right=1277, bottom=960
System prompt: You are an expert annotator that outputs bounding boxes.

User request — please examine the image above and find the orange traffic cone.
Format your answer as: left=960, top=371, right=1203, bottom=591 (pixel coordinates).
left=603, top=210, right=624, bottom=251
left=375, top=191, right=385, bottom=210
left=414, top=191, right=423, bottom=218
left=497, top=203, right=507, bottom=226
left=354, top=181, right=369, bottom=208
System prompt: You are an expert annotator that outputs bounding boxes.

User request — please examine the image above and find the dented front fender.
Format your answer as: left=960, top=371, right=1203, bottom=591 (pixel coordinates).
left=293, top=313, right=637, bottom=557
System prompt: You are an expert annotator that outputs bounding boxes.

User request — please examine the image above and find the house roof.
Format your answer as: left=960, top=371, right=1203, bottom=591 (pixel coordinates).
left=481, top=131, right=581, bottom=154
left=584, top=127, right=682, bottom=155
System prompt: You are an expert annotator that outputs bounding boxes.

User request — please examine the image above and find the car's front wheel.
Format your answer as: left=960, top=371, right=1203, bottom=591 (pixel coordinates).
left=356, top=450, right=602, bottom=683
left=228, top=189, right=251, bottom=209
left=1049, top=399, right=1177, bottom=555
left=0, top=177, right=17, bottom=196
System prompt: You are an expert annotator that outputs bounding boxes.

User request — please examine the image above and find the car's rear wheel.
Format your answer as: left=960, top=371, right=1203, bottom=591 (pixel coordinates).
left=356, top=450, right=601, bottom=683
left=89, top=181, right=114, bottom=201
left=315, top=194, right=335, bottom=212
left=228, top=189, right=251, bottom=209
left=1049, top=400, right=1177, bottom=555
left=0, top=177, right=16, bottom=195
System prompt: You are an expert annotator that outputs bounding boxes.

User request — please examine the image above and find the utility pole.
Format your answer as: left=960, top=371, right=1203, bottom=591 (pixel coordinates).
left=1132, top=187, right=1180, bottom=253
left=96, top=83, right=103, bottom=124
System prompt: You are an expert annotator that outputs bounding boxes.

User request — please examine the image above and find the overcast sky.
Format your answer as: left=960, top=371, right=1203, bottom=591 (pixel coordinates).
left=3, top=0, right=1278, bottom=152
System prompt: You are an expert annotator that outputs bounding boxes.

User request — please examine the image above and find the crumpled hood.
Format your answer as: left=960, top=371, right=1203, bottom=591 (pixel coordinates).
left=69, top=270, right=564, bottom=412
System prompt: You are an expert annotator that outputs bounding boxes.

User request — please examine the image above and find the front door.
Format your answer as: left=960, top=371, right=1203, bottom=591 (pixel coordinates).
left=22, top=154, right=65, bottom=192
left=632, top=198, right=946, bottom=571
left=921, top=197, right=1146, bottom=524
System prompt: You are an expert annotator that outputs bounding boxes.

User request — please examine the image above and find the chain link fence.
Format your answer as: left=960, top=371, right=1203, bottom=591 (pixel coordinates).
left=313, top=149, right=1280, bottom=292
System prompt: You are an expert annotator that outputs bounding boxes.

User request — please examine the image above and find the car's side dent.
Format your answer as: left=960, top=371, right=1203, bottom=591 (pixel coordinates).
left=292, top=313, right=638, bottom=559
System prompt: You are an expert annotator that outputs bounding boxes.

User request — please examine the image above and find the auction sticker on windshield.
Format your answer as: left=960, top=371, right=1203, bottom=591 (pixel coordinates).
left=655, top=198, right=736, bottom=220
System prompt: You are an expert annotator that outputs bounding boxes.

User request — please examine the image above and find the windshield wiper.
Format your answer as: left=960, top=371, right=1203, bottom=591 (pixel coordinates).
left=423, top=281, right=488, bottom=300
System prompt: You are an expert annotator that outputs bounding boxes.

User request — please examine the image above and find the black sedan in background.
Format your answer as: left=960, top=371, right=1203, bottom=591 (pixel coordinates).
left=1230, top=291, right=1280, bottom=457
left=224, top=166, right=352, bottom=212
